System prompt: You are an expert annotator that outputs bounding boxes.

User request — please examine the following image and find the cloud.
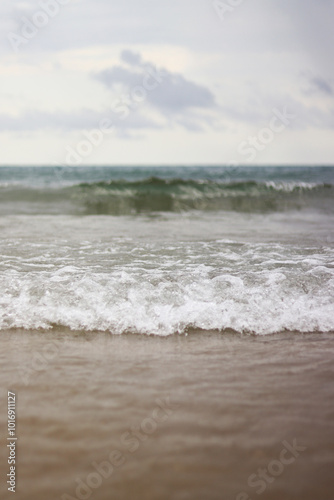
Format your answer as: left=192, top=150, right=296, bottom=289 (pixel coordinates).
left=219, top=85, right=334, bottom=131
left=300, top=71, right=334, bottom=98
left=0, top=107, right=161, bottom=134
left=120, top=50, right=142, bottom=66
left=309, top=77, right=333, bottom=96
left=95, top=50, right=216, bottom=112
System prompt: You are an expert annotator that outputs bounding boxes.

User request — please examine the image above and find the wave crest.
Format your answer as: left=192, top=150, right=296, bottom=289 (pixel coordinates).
left=0, top=179, right=333, bottom=214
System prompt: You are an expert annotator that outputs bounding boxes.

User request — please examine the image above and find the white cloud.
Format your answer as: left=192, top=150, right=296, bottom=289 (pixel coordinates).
left=95, top=50, right=216, bottom=112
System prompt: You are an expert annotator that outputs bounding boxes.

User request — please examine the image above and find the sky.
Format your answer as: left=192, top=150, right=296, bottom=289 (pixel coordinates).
left=0, top=0, right=333, bottom=166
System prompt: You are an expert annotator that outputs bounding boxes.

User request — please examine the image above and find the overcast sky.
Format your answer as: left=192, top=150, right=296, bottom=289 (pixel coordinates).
left=1, top=0, right=333, bottom=165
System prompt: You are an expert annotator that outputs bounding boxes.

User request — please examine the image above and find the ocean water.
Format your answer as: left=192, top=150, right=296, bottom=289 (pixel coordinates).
left=0, top=165, right=333, bottom=335
left=1, top=166, right=334, bottom=500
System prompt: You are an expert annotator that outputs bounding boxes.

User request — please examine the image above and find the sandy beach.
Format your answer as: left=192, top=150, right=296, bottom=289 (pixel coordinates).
left=1, top=329, right=334, bottom=500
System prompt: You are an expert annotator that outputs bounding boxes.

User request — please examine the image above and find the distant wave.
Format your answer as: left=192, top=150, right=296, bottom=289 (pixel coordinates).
left=0, top=178, right=333, bottom=214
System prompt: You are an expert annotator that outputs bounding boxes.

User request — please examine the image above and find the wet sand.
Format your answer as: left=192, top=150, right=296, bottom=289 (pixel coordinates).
left=1, top=330, right=334, bottom=500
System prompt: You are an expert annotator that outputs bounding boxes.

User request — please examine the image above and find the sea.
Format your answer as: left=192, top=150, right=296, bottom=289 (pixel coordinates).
left=0, top=165, right=333, bottom=335
left=0, top=165, right=334, bottom=500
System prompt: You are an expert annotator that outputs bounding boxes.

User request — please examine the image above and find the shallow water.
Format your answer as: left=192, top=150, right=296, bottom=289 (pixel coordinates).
left=0, top=210, right=333, bottom=335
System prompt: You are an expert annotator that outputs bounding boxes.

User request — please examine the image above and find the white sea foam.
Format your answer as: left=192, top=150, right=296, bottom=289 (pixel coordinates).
left=264, top=181, right=319, bottom=192
left=1, top=240, right=333, bottom=335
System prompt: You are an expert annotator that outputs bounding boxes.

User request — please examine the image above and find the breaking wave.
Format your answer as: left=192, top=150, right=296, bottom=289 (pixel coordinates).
left=1, top=241, right=333, bottom=335
left=0, top=178, right=333, bottom=215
